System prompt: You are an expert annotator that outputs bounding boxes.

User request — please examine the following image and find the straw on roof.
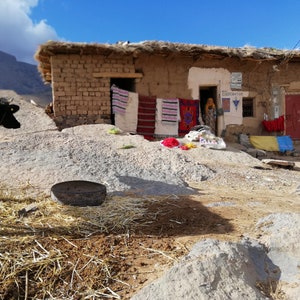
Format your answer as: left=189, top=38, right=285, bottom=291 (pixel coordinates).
left=34, top=40, right=300, bottom=83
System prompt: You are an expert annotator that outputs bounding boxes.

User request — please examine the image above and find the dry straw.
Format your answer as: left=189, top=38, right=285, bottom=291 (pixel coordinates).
left=0, top=185, right=185, bottom=299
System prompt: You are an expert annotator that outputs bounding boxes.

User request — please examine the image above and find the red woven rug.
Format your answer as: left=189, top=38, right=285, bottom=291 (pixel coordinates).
left=136, top=95, right=157, bottom=140
left=178, top=99, right=200, bottom=136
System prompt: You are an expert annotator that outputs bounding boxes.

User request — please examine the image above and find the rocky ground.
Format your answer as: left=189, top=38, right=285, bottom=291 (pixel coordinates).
left=0, top=90, right=299, bottom=299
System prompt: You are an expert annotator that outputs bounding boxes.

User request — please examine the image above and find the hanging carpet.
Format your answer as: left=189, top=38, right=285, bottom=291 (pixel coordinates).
left=111, top=85, right=129, bottom=114
left=155, top=98, right=179, bottom=137
left=161, top=98, right=179, bottom=124
left=136, top=95, right=157, bottom=140
left=114, top=92, right=139, bottom=133
left=178, top=99, right=200, bottom=136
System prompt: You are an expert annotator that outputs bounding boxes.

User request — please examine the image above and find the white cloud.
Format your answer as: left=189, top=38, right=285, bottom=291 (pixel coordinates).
left=0, top=0, right=60, bottom=64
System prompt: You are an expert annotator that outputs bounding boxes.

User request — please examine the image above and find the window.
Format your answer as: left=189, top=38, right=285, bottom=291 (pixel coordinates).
left=243, top=97, right=254, bottom=117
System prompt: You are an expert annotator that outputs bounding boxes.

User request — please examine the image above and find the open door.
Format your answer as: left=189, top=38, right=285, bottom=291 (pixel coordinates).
left=199, top=86, right=218, bottom=134
left=285, top=94, right=300, bottom=139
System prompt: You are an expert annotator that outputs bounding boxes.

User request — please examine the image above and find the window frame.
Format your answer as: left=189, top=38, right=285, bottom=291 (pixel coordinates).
left=242, top=97, right=255, bottom=118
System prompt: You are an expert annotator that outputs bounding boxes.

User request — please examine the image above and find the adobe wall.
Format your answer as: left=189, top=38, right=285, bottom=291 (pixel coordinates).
left=51, top=52, right=300, bottom=136
left=135, top=55, right=275, bottom=137
left=134, top=55, right=277, bottom=111
left=134, top=55, right=300, bottom=138
left=51, top=54, right=135, bottom=128
left=134, top=54, right=192, bottom=99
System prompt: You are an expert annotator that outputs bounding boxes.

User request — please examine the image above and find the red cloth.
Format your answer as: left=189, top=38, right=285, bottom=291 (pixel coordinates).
left=136, top=95, right=157, bottom=140
left=178, top=99, right=200, bottom=136
left=161, top=137, right=180, bottom=148
left=262, top=115, right=284, bottom=132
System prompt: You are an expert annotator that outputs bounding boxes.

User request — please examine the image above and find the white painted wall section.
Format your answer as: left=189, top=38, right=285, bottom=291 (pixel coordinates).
left=188, top=67, right=247, bottom=135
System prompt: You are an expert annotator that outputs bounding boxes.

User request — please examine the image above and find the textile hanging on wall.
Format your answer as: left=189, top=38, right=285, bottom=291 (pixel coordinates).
left=136, top=95, right=157, bottom=140
left=155, top=98, right=179, bottom=136
left=161, top=98, right=179, bottom=124
left=114, top=92, right=139, bottom=133
left=178, top=99, right=200, bottom=136
left=111, top=85, right=129, bottom=114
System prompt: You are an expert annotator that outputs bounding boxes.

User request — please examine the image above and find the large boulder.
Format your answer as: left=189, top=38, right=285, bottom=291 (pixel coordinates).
left=132, top=213, right=300, bottom=300
left=131, top=239, right=272, bottom=300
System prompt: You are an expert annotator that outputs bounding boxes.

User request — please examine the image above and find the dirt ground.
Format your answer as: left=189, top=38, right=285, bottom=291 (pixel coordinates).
left=1, top=89, right=299, bottom=299
left=2, top=174, right=299, bottom=299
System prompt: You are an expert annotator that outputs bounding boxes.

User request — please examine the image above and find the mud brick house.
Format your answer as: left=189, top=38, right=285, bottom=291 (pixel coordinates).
left=35, top=41, right=300, bottom=140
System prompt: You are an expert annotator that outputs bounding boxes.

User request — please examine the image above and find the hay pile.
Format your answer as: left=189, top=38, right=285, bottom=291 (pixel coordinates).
left=0, top=188, right=188, bottom=299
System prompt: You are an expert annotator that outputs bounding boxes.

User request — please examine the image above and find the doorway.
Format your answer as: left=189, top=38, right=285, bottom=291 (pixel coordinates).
left=199, top=86, right=218, bottom=134
left=285, top=94, right=300, bottom=139
left=110, top=78, right=135, bottom=124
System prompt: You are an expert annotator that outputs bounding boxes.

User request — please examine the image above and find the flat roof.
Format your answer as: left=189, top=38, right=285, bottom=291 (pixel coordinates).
left=35, top=40, right=300, bottom=83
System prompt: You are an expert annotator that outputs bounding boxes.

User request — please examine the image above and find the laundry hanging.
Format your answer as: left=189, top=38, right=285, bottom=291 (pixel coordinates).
left=178, top=99, right=200, bottom=136
left=262, top=115, right=284, bottom=132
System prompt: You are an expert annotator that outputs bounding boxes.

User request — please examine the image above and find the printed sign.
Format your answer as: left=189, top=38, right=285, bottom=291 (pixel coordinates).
left=231, top=72, right=242, bottom=89
left=222, top=98, right=230, bottom=112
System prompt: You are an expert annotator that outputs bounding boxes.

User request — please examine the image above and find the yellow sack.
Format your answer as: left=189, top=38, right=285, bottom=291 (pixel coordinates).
left=249, top=136, right=279, bottom=151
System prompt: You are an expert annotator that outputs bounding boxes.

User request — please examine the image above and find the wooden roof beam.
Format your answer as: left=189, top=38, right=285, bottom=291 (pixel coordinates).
left=93, top=72, right=143, bottom=78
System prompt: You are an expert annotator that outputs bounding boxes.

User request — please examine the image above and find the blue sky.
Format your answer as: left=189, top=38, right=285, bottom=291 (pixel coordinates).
left=0, top=0, right=300, bottom=64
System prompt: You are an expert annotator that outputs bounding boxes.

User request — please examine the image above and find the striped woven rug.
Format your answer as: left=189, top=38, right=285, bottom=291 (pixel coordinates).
left=136, top=95, right=157, bottom=140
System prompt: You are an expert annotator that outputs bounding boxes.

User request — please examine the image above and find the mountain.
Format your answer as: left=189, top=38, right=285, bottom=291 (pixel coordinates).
left=0, top=50, right=52, bottom=105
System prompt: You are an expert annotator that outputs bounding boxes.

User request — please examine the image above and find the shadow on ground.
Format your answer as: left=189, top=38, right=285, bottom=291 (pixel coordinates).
left=0, top=177, right=233, bottom=238
left=111, top=175, right=198, bottom=197
left=131, top=194, right=233, bottom=237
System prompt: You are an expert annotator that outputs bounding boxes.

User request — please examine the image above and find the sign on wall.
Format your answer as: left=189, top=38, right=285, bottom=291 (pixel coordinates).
left=221, top=91, right=244, bottom=125
left=222, top=98, right=230, bottom=112
left=230, top=72, right=242, bottom=89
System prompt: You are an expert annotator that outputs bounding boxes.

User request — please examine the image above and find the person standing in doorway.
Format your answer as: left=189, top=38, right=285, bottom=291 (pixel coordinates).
left=205, top=97, right=216, bottom=134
